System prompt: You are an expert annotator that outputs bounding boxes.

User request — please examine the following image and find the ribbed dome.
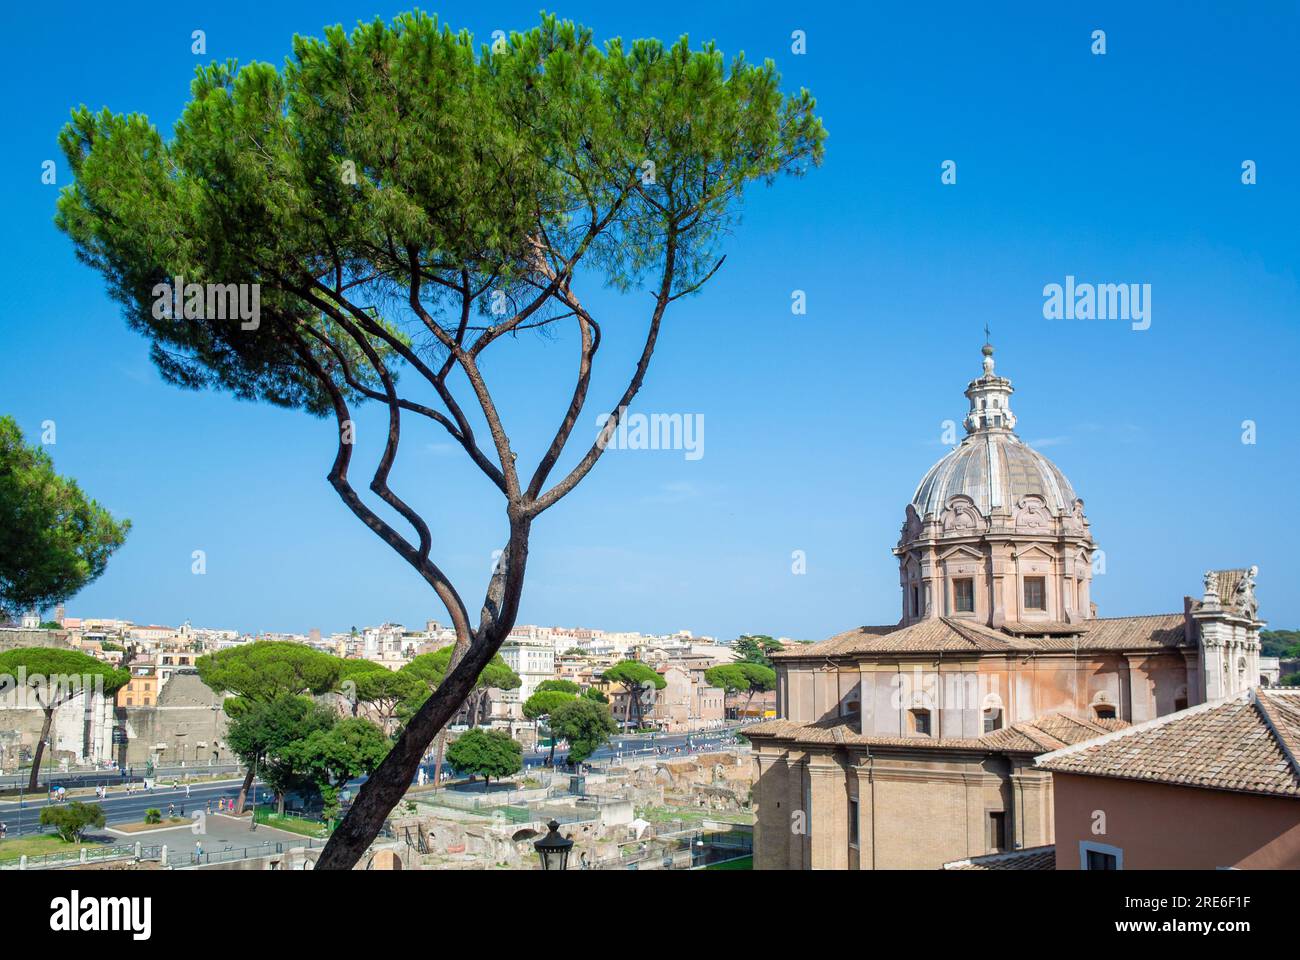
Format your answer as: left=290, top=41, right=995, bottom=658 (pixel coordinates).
left=912, top=432, right=1077, bottom=519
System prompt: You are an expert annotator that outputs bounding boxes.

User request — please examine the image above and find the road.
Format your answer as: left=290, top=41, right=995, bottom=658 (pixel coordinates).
left=1, top=723, right=753, bottom=837
left=0, top=763, right=243, bottom=792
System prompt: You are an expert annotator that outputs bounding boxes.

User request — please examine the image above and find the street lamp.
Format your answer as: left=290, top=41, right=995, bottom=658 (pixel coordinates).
left=533, top=820, right=573, bottom=871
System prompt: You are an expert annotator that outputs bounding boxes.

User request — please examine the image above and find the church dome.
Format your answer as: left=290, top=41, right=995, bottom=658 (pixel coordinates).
left=912, top=432, right=1077, bottom=519
left=910, top=343, right=1079, bottom=520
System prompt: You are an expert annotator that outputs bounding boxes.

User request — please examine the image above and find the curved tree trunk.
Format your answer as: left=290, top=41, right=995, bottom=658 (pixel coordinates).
left=314, top=627, right=514, bottom=868
left=314, top=524, right=531, bottom=870
left=28, top=709, right=54, bottom=792
left=234, top=765, right=255, bottom=814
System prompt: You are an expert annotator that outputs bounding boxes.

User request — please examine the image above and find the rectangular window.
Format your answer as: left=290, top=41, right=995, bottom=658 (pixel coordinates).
left=911, top=585, right=920, bottom=616
left=849, top=797, right=860, bottom=847
left=911, top=709, right=931, bottom=736
left=1080, top=840, right=1123, bottom=870
left=988, top=812, right=1006, bottom=851
left=1024, top=577, right=1046, bottom=610
left=1086, top=849, right=1116, bottom=870
left=954, top=578, right=974, bottom=613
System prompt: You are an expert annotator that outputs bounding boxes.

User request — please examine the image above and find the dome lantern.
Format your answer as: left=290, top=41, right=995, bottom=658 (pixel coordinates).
left=895, top=342, right=1097, bottom=629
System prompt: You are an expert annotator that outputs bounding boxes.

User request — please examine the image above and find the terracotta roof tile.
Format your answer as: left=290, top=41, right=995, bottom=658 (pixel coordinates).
left=774, top=613, right=1188, bottom=659
left=1036, top=690, right=1300, bottom=798
left=943, top=845, right=1056, bottom=871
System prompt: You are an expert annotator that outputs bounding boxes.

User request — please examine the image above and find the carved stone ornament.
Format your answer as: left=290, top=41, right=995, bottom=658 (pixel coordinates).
left=1203, top=570, right=1219, bottom=601
left=941, top=496, right=984, bottom=535
left=1232, top=565, right=1259, bottom=619
left=902, top=504, right=923, bottom=543
left=1013, top=495, right=1051, bottom=531
left=1062, top=499, right=1086, bottom=535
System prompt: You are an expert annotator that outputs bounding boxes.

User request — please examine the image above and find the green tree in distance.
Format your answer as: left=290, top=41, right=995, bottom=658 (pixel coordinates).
left=225, top=694, right=337, bottom=814
left=523, top=689, right=577, bottom=766
left=40, top=801, right=106, bottom=843
left=704, top=664, right=748, bottom=700
left=401, top=646, right=521, bottom=724
left=401, top=647, right=520, bottom=786
left=198, top=642, right=341, bottom=811
left=1261, top=630, right=1300, bottom=660
left=535, top=679, right=580, bottom=695
left=603, top=660, right=667, bottom=730
left=0, top=648, right=128, bottom=790
left=706, top=661, right=777, bottom=716
left=550, top=697, right=618, bottom=765
left=732, top=635, right=782, bottom=668
left=338, top=658, right=424, bottom=733
left=55, top=10, right=823, bottom=868
left=0, top=416, right=130, bottom=620
left=582, top=687, right=608, bottom=704
left=286, top=717, right=390, bottom=819
left=445, top=728, right=522, bottom=791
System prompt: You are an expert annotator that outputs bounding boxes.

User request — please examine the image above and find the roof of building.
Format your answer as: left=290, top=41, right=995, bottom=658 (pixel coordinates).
left=943, top=845, right=1057, bottom=871
left=1036, top=689, right=1300, bottom=799
left=913, top=432, right=1078, bottom=519
left=744, top=711, right=1121, bottom=756
left=910, top=346, right=1079, bottom=520
left=773, top=613, right=1189, bottom=661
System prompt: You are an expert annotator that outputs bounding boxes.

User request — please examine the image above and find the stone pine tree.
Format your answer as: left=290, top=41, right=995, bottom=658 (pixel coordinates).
left=338, top=658, right=424, bottom=734
left=55, top=11, right=824, bottom=868
left=0, top=648, right=128, bottom=790
left=196, top=642, right=341, bottom=811
left=523, top=689, right=577, bottom=767
left=0, top=416, right=130, bottom=621
left=444, top=728, right=522, bottom=791
left=549, top=697, right=618, bottom=765
left=604, top=660, right=667, bottom=730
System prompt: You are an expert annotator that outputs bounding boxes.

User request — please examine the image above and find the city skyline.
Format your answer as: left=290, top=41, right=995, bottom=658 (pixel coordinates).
left=6, top=1, right=1297, bottom=639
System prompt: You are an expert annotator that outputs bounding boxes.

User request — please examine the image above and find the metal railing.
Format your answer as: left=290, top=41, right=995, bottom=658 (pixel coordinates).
left=0, top=841, right=163, bottom=870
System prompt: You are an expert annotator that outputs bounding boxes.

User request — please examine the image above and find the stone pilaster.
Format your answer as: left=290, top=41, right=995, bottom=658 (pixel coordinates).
left=853, top=760, right=874, bottom=870
left=807, top=754, right=849, bottom=869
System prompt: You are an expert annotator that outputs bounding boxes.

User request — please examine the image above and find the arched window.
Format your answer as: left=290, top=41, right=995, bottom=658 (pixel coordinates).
left=1094, top=704, right=1116, bottom=721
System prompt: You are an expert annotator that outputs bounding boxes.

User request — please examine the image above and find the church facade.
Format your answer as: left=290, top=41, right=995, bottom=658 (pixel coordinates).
left=747, top=345, right=1264, bottom=869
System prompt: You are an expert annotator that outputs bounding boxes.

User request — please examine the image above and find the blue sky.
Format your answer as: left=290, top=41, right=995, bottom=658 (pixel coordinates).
left=3, top=1, right=1297, bottom=638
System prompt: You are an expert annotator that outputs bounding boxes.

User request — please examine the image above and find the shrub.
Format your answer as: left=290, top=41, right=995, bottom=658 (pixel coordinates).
left=144, top=808, right=162, bottom=825
left=39, top=801, right=106, bottom=842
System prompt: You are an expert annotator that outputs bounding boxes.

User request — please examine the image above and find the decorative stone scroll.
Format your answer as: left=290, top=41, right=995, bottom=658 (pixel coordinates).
left=941, top=495, right=985, bottom=536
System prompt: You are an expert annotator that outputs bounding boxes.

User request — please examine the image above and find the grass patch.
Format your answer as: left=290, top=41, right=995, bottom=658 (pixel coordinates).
left=704, top=855, right=752, bottom=870
left=253, top=810, right=330, bottom=838
left=0, top=833, right=87, bottom=861
left=636, top=806, right=754, bottom=826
